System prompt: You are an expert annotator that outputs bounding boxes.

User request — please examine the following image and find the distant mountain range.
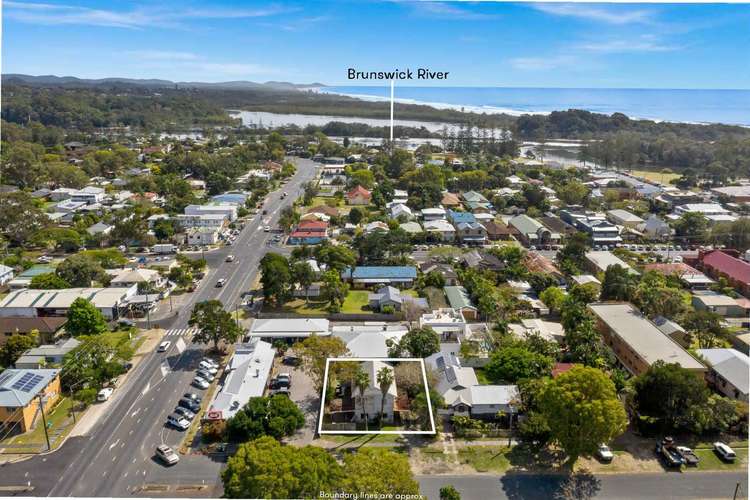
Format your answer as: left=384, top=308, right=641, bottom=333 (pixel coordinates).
left=1, top=74, right=326, bottom=91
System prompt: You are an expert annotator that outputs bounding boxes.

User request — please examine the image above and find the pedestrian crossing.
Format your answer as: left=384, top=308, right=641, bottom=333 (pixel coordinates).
left=164, top=327, right=199, bottom=338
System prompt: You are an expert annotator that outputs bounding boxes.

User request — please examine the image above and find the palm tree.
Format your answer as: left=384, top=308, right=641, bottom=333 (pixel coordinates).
left=354, top=369, right=370, bottom=431
left=376, top=366, right=394, bottom=426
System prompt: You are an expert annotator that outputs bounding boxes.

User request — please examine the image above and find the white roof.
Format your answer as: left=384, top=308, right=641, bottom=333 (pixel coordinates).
left=209, top=339, right=275, bottom=419
left=249, top=318, right=330, bottom=338
left=331, top=325, right=408, bottom=358
left=696, top=348, right=749, bottom=396
left=468, top=385, right=519, bottom=406
left=0, top=287, right=132, bottom=312
left=585, top=251, right=638, bottom=274
left=423, top=219, right=455, bottom=232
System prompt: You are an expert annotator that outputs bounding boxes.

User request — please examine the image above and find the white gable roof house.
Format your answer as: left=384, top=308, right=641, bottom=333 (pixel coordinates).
left=426, top=345, right=519, bottom=418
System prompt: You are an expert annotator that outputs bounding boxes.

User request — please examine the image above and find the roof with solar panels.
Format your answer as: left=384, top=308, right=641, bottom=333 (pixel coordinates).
left=0, top=369, right=60, bottom=407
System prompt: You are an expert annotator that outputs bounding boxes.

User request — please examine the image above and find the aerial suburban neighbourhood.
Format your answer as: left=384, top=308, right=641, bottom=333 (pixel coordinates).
left=1, top=2, right=749, bottom=500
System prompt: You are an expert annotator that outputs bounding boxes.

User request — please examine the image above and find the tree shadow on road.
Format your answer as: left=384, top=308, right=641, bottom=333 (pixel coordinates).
left=499, top=468, right=602, bottom=500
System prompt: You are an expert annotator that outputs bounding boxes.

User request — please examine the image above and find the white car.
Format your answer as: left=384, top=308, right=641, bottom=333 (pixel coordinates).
left=225, top=255, right=235, bottom=262
left=713, top=442, right=736, bottom=462
left=199, top=360, right=218, bottom=373
left=155, top=444, right=179, bottom=465
left=97, top=387, right=114, bottom=402
left=597, top=444, right=614, bottom=463
left=192, top=377, right=210, bottom=389
left=166, top=414, right=190, bottom=430
left=157, top=341, right=171, bottom=353
left=264, top=225, right=271, bottom=232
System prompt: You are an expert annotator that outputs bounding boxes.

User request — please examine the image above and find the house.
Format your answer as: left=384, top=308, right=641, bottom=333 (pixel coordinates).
left=643, top=262, right=714, bottom=290
left=711, top=185, right=750, bottom=203
left=462, top=191, right=490, bottom=208
left=184, top=203, right=237, bottom=222
left=392, top=189, right=409, bottom=205
left=538, top=216, right=578, bottom=240
left=673, top=203, right=735, bottom=224
left=0, top=368, right=61, bottom=434
left=205, top=339, right=275, bottom=421
left=461, top=250, right=505, bottom=272
left=346, top=185, right=371, bottom=205
left=49, top=188, right=77, bottom=202
left=399, top=222, right=423, bottom=234
left=249, top=318, right=330, bottom=338
left=420, top=207, right=447, bottom=221
left=85, top=222, right=112, bottom=237
left=691, top=291, right=748, bottom=318
left=638, top=215, right=672, bottom=239
left=425, top=346, right=518, bottom=419
left=419, top=308, right=466, bottom=341
left=175, top=213, right=227, bottom=231
left=0, top=317, right=68, bottom=345
left=585, top=251, right=638, bottom=275
left=109, top=268, right=166, bottom=289
left=14, top=338, right=81, bottom=369
left=607, top=209, right=644, bottom=229
left=0, top=264, right=15, bottom=286
left=509, top=318, right=564, bottom=343
left=698, top=250, right=750, bottom=297
left=343, top=266, right=417, bottom=287
left=455, top=222, right=487, bottom=245
left=570, top=275, right=601, bottom=287
left=508, top=214, right=560, bottom=247
left=484, top=220, right=513, bottom=241
left=524, top=252, right=564, bottom=283
left=588, top=302, right=705, bottom=376
left=368, top=286, right=428, bottom=312
left=389, top=203, right=413, bottom=220
left=71, top=186, right=105, bottom=204
left=6, top=265, right=57, bottom=290
left=353, top=361, right=396, bottom=423
left=146, top=213, right=170, bottom=229
left=307, top=205, right=340, bottom=218
left=187, top=227, right=220, bottom=246
left=447, top=210, right=476, bottom=225
left=0, top=286, right=137, bottom=321
left=331, top=324, right=408, bottom=358
left=441, top=192, right=462, bottom=208
left=364, top=221, right=389, bottom=234
left=420, top=262, right=458, bottom=286
left=444, top=286, right=478, bottom=320
left=696, top=348, right=749, bottom=401
left=423, top=219, right=456, bottom=242
left=559, top=208, right=622, bottom=245
left=288, top=220, right=329, bottom=245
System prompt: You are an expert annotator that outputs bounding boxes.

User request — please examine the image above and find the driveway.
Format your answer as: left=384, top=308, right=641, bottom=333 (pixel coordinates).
left=278, top=352, right=319, bottom=445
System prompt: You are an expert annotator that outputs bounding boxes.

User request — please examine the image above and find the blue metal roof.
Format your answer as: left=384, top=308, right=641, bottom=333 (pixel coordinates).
left=348, top=266, right=417, bottom=279
left=448, top=210, right=476, bottom=224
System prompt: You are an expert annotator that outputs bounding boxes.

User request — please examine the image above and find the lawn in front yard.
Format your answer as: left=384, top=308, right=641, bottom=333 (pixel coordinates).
left=340, top=290, right=370, bottom=313
left=690, top=447, right=748, bottom=471
left=457, top=447, right=512, bottom=473
left=5, top=397, right=75, bottom=451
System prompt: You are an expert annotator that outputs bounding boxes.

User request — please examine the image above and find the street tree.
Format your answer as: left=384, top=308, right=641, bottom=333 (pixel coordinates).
left=440, top=485, right=462, bottom=500
left=260, top=253, right=292, bottom=307
left=66, top=298, right=108, bottom=336
left=189, top=300, right=241, bottom=351
left=539, top=366, right=627, bottom=464
left=485, top=346, right=554, bottom=383
left=341, top=448, right=420, bottom=496
left=222, top=436, right=342, bottom=499
left=224, top=395, right=305, bottom=442
left=294, top=334, right=350, bottom=392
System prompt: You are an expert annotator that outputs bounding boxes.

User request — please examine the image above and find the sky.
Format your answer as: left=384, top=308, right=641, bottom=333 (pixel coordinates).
left=2, top=1, right=749, bottom=89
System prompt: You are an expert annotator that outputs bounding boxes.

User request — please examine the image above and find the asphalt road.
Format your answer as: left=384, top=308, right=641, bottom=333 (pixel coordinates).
left=0, top=157, right=319, bottom=497
left=417, top=471, right=748, bottom=500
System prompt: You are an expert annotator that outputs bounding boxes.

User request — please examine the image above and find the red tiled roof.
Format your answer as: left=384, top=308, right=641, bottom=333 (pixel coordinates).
left=297, top=220, right=328, bottom=231
left=346, top=185, right=371, bottom=199
left=0, top=317, right=67, bottom=335
left=702, top=250, right=750, bottom=284
left=307, top=205, right=339, bottom=217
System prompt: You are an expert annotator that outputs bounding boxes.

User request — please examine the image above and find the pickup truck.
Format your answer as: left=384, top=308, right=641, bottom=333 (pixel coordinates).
left=675, top=446, right=700, bottom=466
left=655, top=438, right=684, bottom=468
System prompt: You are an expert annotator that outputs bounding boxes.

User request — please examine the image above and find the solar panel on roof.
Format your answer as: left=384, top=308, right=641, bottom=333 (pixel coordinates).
left=20, top=374, right=44, bottom=392
left=11, top=372, right=34, bottom=390
left=0, top=371, right=15, bottom=387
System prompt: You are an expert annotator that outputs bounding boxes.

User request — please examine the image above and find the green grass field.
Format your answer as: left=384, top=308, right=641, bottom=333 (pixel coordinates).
left=629, top=169, right=681, bottom=185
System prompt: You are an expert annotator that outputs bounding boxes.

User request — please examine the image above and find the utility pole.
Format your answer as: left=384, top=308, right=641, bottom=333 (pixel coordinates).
left=733, top=482, right=742, bottom=500
left=37, top=394, right=51, bottom=451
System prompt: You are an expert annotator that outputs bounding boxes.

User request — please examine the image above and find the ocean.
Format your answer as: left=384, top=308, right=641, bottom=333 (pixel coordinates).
left=321, top=86, right=750, bottom=126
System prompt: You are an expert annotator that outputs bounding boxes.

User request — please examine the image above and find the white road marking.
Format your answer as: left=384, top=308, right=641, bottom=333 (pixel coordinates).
left=141, top=382, right=150, bottom=395
left=111, top=455, right=116, bottom=462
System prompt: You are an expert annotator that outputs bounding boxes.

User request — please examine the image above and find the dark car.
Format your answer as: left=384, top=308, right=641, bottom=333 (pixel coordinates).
left=178, top=398, right=200, bottom=413
left=183, top=393, right=202, bottom=403
left=655, top=438, right=684, bottom=468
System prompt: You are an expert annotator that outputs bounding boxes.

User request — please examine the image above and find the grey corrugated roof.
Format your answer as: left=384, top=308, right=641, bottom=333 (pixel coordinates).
left=697, top=348, right=749, bottom=396
left=444, top=286, right=476, bottom=311
left=0, top=369, right=60, bottom=407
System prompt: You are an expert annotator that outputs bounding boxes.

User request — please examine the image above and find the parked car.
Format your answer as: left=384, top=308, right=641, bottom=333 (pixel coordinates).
left=97, top=387, right=114, bottom=402
left=178, top=398, right=200, bottom=413
left=216, top=278, right=226, bottom=287
left=225, top=255, right=235, bottom=262
left=656, top=437, right=684, bottom=467
left=199, top=364, right=218, bottom=376
left=157, top=341, right=171, bottom=353
left=166, top=414, right=190, bottom=430
left=201, top=358, right=219, bottom=369
left=276, top=373, right=292, bottom=386
left=264, top=225, right=271, bottom=232
left=199, top=360, right=218, bottom=372
left=675, top=446, right=700, bottom=466
left=269, top=386, right=290, bottom=397
left=596, top=444, right=614, bottom=463
left=192, top=377, right=210, bottom=389
left=713, top=442, right=736, bottom=462
left=196, top=369, right=215, bottom=382
left=183, top=393, right=202, bottom=403
left=173, top=406, right=196, bottom=421
left=155, top=444, right=179, bottom=465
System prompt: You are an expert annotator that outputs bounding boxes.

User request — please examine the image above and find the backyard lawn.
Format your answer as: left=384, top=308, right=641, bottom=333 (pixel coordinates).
left=340, top=290, right=370, bottom=313
left=264, top=291, right=373, bottom=315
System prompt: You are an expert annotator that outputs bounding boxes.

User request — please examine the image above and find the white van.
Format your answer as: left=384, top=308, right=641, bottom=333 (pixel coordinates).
left=157, top=341, right=171, bottom=353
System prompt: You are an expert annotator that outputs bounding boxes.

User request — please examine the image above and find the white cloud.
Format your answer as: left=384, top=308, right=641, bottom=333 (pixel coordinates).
left=3, top=1, right=294, bottom=30
left=577, top=37, right=679, bottom=53
left=410, top=1, right=497, bottom=20
left=532, top=4, right=654, bottom=25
